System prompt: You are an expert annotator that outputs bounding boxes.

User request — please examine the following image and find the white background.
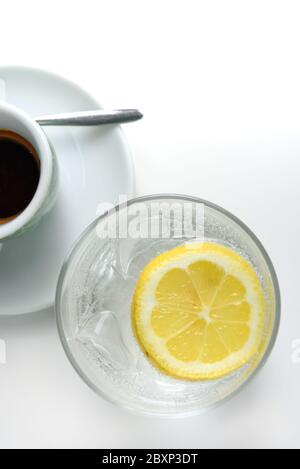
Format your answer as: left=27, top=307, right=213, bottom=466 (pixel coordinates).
left=0, top=0, right=300, bottom=449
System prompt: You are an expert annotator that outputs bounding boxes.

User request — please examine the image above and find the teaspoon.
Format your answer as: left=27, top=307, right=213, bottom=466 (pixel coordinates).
left=35, top=109, right=143, bottom=126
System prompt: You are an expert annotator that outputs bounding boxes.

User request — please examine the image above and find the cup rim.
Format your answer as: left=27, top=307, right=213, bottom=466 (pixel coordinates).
left=0, top=102, right=53, bottom=240
left=55, top=194, right=281, bottom=417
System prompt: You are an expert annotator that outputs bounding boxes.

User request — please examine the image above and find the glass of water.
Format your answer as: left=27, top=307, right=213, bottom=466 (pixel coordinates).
left=56, top=195, right=280, bottom=417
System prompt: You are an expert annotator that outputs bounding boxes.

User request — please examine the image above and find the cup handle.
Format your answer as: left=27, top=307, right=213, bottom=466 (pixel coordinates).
left=0, top=78, right=7, bottom=102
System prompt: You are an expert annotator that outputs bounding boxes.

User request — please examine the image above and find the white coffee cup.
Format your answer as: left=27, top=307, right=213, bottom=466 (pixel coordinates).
left=0, top=102, right=58, bottom=241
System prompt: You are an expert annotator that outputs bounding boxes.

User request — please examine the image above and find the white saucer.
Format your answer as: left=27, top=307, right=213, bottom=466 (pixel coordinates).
left=0, top=66, right=135, bottom=315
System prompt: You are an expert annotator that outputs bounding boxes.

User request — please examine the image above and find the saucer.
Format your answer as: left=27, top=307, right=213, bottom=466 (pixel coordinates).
left=0, top=66, right=135, bottom=315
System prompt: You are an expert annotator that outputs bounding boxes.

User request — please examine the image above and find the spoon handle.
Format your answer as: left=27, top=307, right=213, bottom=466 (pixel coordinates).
left=35, top=109, right=143, bottom=126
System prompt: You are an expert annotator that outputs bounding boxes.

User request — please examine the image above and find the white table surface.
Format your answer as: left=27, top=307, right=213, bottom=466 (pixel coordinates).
left=0, top=0, right=299, bottom=449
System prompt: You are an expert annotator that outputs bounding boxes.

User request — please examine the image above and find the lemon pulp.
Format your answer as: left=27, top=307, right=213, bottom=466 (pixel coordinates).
left=132, top=242, right=266, bottom=380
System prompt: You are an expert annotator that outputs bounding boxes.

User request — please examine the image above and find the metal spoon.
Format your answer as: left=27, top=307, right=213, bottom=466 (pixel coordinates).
left=35, top=109, right=143, bottom=126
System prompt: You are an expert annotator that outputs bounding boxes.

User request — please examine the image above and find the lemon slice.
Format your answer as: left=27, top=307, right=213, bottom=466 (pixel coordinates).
left=132, top=242, right=265, bottom=380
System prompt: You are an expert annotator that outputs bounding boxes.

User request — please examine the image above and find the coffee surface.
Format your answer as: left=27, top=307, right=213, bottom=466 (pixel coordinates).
left=0, top=130, right=40, bottom=222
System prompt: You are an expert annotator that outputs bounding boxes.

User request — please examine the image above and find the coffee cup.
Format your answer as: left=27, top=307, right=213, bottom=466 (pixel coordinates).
left=0, top=102, right=58, bottom=241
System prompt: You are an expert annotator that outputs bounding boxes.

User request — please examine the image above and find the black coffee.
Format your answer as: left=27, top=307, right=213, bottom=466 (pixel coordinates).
left=0, top=130, right=40, bottom=223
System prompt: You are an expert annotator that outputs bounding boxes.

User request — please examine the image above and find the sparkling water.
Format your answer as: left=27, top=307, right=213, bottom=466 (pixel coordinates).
left=58, top=198, right=276, bottom=415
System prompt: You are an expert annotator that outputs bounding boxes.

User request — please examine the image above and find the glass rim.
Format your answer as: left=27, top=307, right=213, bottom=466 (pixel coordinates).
left=55, top=193, right=281, bottom=417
